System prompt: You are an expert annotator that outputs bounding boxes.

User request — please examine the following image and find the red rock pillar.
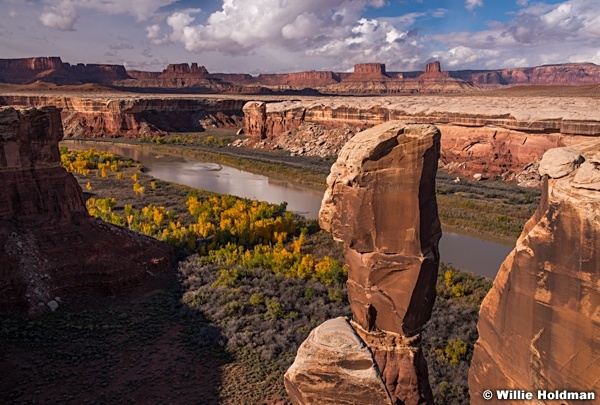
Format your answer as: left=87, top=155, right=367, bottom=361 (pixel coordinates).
left=286, top=121, right=442, bottom=404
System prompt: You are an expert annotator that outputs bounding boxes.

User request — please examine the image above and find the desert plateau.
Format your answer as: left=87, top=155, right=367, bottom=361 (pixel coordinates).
left=2, top=1, right=600, bottom=404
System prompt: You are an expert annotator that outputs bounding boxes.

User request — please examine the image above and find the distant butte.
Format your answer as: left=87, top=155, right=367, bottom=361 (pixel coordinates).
left=2, top=57, right=600, bottom=94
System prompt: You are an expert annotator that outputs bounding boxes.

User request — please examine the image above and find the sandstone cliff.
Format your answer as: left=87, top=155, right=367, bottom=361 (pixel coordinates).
left=0, top=95, right=246, bottom=138
left=3, top=57, right=600, bottom=94
left=0, top=106, right=173, bottom=311
left=285, top=121, right=442, bottom=404
left=0, top=57, right=129, bottom=85
left=454, top=62, right=600, bottom=87
left=469, top=143, right=600, bottom=404
left=242, top=96, right=598, bottom=178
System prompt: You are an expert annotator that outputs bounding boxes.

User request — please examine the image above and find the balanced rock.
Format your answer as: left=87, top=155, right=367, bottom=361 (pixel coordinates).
left=469, top=140, right=600, bottom=403
left=284, top=317, right=392, bottom=405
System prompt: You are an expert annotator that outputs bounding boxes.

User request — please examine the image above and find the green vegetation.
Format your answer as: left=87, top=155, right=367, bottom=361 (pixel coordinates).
left=0, top=146, right=511, bottom=403
left=436, top=171, right=540, bottom=240
left=146, top=132, right=237, bottom=147
left=423, top=263, right=493, bottom=404
left=63, top=137, right=540, bottom=241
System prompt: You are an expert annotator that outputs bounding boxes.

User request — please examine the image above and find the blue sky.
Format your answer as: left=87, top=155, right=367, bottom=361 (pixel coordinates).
left=0, top=0, right=598, bottom=74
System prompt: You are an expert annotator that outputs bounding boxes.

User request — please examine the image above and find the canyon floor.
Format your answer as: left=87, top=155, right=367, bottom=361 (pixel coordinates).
left=2, top=143, right=505, bottom=404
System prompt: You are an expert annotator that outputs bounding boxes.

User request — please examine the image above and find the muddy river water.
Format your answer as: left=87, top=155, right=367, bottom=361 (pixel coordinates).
left=64, top=141, right=513, bottom=278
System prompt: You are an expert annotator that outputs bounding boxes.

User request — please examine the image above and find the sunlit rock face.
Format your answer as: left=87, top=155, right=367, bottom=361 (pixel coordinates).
left=0, top=106, right=173, bottom=311
left=286, top=121, right=442, bottom=405
left=284, top=317, right=392, bottom=405
left=469, top=141, right=600, bottom=404
left=240, top=96, right=598, bottom=179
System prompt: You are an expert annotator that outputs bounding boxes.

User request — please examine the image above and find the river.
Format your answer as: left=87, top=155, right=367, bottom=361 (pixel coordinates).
left=63, top=140, right=513, bottom=278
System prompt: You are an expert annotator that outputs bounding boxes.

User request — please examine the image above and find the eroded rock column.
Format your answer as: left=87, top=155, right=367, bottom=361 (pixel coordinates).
left=469, top=144, right=600, bottom=404
left=285, top=121, right=442, bottom=404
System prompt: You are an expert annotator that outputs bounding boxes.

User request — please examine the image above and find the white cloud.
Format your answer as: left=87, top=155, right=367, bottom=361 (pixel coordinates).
left=516, top=0, right=528, bottom=6
left=39, top=0, right=179, bottom=31
left=157, top=0, right=442, bottom=70
left=435, top=0, right=600, bottom=68
left=8, top=10, right=17, bottom=18
left=465, top=0, right=484, bottom=11
left=39, top=0, right=78, bottom=31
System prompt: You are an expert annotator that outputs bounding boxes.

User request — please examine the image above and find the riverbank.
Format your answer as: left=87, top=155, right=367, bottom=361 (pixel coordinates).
left=62, top=135, right=540, bottom=243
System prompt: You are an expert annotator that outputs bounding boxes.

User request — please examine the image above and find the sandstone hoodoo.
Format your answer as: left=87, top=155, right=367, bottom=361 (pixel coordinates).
left=469, top=142, right=600, bottom=403
left=0, top=106, right=173, bottom=311
left=285, top=121, right=442, bottom=404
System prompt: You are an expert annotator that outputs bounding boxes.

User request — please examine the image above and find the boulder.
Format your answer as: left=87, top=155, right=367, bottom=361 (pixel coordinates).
left=538, top=146, right=584, bottom=178
left=284, top=317, right=392, bottom=405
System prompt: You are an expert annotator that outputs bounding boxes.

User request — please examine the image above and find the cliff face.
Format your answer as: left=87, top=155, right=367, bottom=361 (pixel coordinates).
left=454, top=62, right=600, bottom=86
left=242, top=97, right=598, bottom=177
left=0, top=95, right=247, bottom=138
left=285, top=121, right=442, bottom=404
left=469, top=142, right=600, bottom=404
left=2, top=58, right=600, bottom=93
left=0, top=106, right=173, bottom=311
left=0, top=57, right=129, bottom=85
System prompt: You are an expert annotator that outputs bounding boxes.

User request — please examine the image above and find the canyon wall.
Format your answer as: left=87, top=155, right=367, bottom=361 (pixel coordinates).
left=242, top=97, right=599, bottom=177
left=0, top=95, right=247, bottom=138
left=0, top=106, right=173, bottom=311
left=285, top=121, right=442, bottom=404
left=469, top=142, right=600, bottom=403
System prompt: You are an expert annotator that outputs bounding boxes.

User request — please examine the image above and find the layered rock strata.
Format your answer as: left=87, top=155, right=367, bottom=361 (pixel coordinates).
left=2, top=57, right=600, bottom=92
left=0, top=57, right=129, bottom=85
left=285, top=121, right=442, bottom=404
left=242, top=96, right=597, bottom=177
left=469, top=142, right=600, bottom=403
left=0, top=106, right=173, bottom=310
left=0, top=95, right=246, bottom=138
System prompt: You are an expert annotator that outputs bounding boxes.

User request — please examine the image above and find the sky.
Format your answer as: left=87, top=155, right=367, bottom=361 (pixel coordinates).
left=1, top=0, right=599, bottom=74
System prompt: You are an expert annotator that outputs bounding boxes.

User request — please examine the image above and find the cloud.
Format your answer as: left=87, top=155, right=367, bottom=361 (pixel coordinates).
left=158, top=0, right=441, bottom=69
left=434, top=0, right=600, bottom=68
left=39, top=0, right=78, bottom=31
left=465, top=0, right=483, bottom=11
left=39, top=0, right=180, bottom=31
left=516, top=0, right=528, bottom=6
left=142, top=47, right=154, bottom=58
left=109, top=40, right=134, bottom=50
